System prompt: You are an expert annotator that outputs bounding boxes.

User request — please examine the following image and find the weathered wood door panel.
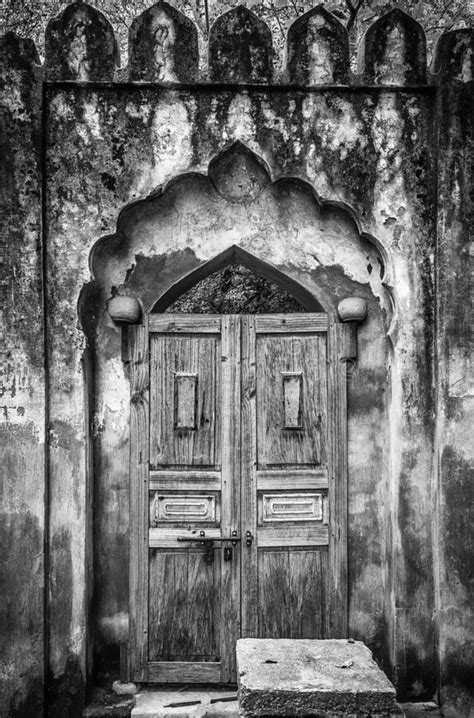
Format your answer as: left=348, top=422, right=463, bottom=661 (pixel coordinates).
left=129, top=315, right=240, bottom=683
left=129, top=313, right=347, bottom=683
left=241, top=315, right=333, bottom=641
left=255, top=332, right=327, bottom=467
left=148, top=548, right=221, bottom=661
left=257, top=547, right=326, bottom=638
left=150, top=333, right=220, bottom=467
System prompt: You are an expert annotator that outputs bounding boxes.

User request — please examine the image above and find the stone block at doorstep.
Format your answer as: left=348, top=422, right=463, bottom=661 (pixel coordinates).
left=132, top=689, right=238, bottom=718
left=236, top=638, right=398, bottom=716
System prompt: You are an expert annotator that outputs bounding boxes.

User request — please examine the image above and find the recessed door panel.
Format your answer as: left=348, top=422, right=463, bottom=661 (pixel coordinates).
left=150, top=334, right=220, bottom=468
left=256, top=333, right=327, bottom=468
left=257, top=548, right=326, bottom=639
left=149, top=492, right=220, bottom=527
left=148, top=548, right=221, bottom=662
left=260, top=492, right=323, bottom=523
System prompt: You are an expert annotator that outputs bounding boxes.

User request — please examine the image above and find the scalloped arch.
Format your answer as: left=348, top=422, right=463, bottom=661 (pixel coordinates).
left=88, top=141, right=393, bottom=325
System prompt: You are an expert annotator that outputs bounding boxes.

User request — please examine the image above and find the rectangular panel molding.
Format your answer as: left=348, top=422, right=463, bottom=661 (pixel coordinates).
left=174, top=373, right=198, bottom=429
left=150, top=492, right=216, bottom=525
left=282, top=372, right=303, bottom=428
left=262, top=493, right=323, bottom=522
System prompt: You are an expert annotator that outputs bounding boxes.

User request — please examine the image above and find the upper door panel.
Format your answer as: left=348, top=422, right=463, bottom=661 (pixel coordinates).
left=256, top=330, right=327, bottom=469
left=149, top=333, right=221, bottom=468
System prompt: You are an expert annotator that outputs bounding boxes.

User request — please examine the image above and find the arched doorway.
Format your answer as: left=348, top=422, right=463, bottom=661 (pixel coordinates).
left=127, top=250, right=350, bottom=684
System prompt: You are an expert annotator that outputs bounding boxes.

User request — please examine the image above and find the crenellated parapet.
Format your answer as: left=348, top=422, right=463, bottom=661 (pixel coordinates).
left=431, top=28, right=473, bottom=83
left=359, top=8, right=426, bottom=85
left=4, top=0, right=470, bottom=87
left=285, top=6, right=349, bottom=85
left=44, top=0, right=119, bottom=81
left=0, top=31, right=41, bottom=72
left=209, top=5, right=273, bottom=84
left=128, top=2, right=198, bottom=82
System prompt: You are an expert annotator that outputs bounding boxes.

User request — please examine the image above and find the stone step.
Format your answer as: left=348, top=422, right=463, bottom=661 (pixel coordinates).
left=237, top=638, right=399, bottom=717
left=131, top=689, right=238, bottom=718
left=402, top=704, right=442, bottom=718
left=83, top=685, right=445, bottom=717
left=81, top=686, right=135, bottom=717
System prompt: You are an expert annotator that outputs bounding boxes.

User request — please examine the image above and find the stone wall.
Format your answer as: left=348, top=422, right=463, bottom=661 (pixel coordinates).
left=0, top=3, right=472, bottom=716
left=433, top=30, right=474, bottom=716
left=0, top=33, right=45, bottom=718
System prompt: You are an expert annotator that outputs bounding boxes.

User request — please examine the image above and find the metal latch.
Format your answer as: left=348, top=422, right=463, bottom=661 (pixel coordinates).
left=177, top=530, right=241, bottom=564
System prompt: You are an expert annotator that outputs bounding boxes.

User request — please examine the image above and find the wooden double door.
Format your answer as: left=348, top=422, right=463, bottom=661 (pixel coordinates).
left=128, top=313, right=348, bottom=683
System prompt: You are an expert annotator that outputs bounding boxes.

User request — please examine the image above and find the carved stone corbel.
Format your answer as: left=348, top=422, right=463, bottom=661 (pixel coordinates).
left=337, top=297, right=368, bottom=362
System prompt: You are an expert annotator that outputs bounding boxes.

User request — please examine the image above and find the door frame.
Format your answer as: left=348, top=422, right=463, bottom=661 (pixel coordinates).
left=126, top=311, right=351, bottom=682
left=127, top=318, right=149, bottom=682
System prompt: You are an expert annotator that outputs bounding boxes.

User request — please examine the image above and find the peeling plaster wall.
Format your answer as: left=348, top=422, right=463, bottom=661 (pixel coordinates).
left=46, top=84, right=436, bottom=700
left=435, top=35, right=474, bottom=715
left=0, top=43, right=45, bottom=718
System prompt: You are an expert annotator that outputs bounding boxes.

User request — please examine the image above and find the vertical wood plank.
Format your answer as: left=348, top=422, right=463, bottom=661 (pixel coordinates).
left=148, top=550, right=176, bottom=661
left=258, top=550, right=289, bottom=637
left=220, top=315, right=241, bottom=682
left=290, top=549, right=324, bottom=638
left=327, top=320, right=349, bottom=637
left=241, top=315, right=258, bottom=637
left=128, top=323, right=150, bottom=681
left=187, top=550, right=221, bottom=660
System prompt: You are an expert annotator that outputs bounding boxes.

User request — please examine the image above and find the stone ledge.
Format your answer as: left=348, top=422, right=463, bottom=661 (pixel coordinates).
left=132, top=689, right=238, bottom=718
left=237, top=639, right=397, bottom=717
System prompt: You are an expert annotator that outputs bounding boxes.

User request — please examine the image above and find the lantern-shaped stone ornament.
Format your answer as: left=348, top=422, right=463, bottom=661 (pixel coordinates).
left=107, top=295, right=141, bottom=324
left=337, top=297, right=368, bottom=323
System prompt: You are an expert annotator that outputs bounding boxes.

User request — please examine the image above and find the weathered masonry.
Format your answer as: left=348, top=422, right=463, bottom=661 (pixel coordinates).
left=0, top=2, right=473, bottom=716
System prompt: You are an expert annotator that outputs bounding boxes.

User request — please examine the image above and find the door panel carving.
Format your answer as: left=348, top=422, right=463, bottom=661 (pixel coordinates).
left=150, top=493, right=218, bottom=525
left=261, top=493, right=323, bottom=522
